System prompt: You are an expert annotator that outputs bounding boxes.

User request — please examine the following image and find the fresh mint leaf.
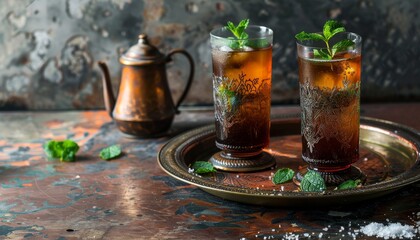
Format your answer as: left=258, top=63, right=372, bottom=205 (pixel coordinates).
left=100, top=145, right=122, bottom=160
left=332, top=39, right=355, bottom=55
left=247, top=39, right=269, bottom=48
left=336, top=179, right=362, bottom=190
left=227, top=21, right=235, bottom=31
left=226, top=19, right=249, bottom=39
left=238, top=19, right=249, bottom=28
left=44, top=140, right=79, bottom=162
left=296, top=20, right=354, bottom=60
left=191, top=161, right=216, bottom=174
left=300, top=170, right=326, bottom=192
left=323, top=20, right=344, bottom=40
left=314, top=49, right=331, bottom=60
left=224, top=19, right=269, bottom=49
left=272, top=168, right=295, bottom=184
left=295, top=32, right=325, bottom=41
left=225, top=19, right=250, bottom=49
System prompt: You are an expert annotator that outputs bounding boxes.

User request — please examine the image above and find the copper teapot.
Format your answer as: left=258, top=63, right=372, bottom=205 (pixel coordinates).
left=98, top=34, right=194, bottom=137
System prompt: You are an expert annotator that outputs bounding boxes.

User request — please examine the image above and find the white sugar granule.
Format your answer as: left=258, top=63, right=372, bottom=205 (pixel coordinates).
left=359, top=222, right=416, bottom=239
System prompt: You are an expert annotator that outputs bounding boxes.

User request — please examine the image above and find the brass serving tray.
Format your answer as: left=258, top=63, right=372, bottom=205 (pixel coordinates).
left=158, top=117, right=420, bottom=207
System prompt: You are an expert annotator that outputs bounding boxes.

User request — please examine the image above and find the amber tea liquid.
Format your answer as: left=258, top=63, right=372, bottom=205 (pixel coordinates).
left=212, top=46, right=272, bottom=157
left=298, top=52, right=361, bottom=172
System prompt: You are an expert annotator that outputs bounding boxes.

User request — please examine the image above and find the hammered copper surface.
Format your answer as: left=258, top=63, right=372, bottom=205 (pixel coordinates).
left=158, top=117, right=420, bottom=207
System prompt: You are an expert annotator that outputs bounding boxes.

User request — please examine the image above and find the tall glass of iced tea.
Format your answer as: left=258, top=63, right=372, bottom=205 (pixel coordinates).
left=296, top=32, right=363, bottom=184
left=209, top=23, right=275, bottom=172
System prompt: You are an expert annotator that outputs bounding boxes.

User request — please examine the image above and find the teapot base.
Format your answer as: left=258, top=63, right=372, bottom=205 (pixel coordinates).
left=115, top=117, right=173, bottom=138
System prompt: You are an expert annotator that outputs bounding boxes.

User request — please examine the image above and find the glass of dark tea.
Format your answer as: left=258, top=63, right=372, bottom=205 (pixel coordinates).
left=295, top=23, right=364, bottom=185
left=209, top=20, right=275, bottom=172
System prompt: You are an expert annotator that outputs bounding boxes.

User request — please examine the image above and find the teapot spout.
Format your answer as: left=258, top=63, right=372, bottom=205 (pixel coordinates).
left=98, top=61, right=115, bottom=118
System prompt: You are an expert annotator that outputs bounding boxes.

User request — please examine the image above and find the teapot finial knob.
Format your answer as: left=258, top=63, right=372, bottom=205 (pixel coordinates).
left=138, top=34, right=148, bottom=44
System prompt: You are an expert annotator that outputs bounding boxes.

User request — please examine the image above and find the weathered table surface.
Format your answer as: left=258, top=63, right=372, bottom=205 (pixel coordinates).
left=0, top=103, right=419, bottom=239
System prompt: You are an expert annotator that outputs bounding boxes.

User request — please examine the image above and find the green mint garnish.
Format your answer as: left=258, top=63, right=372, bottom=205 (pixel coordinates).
left=99, top=145, right=122, bottom=160
left=44, top=140, right=79, bottom=162
left=336, top=179, right=362, bottom=190
left=300, top=170, right=326, bottom=192
left=191, top=161, right=217, bottom=174
left=272, top=168, right=295, bottom=184
left=295, top=20, right=355, bottom=60
left=225, top=19, right=249, bottom=49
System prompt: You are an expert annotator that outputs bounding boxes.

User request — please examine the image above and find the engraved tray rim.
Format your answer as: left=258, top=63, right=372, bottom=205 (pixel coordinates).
left=157, top=117, right=420, bottom=207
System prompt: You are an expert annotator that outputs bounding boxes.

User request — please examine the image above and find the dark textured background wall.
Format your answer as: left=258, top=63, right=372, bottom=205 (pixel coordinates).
left=0, top=0, right=419, bottom=110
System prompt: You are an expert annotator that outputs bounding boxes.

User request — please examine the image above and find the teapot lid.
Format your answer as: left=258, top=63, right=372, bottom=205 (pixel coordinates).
left=120, top=34, right=165, bottom=65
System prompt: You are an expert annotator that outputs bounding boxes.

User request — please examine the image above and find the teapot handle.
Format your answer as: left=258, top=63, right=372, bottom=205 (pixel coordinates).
left=166, top=49, right=195, bottom=114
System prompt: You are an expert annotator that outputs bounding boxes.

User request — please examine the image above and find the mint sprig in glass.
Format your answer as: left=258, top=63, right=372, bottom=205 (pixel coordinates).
left=221, top=19, right=270, bottom=50
left=295, top=20, right=356, bottom=60
left=209, top=20, right=275, bottom=172
left=295, top=20, right=364, bottom=186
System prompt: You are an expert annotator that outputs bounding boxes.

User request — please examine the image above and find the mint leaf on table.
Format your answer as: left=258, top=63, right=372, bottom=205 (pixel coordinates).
left=272, top=168, right=295, bottom=184
left=336, top=179, right=362, bottom=190
left=191, top=161, right=216, bottom=174
left=44, top=140, right=79, bottom=162
left=300, top=170, right=326, bottom=192
left=295, top=20, right=355, bottom=60
left=99, top=145, right=122, bottom=160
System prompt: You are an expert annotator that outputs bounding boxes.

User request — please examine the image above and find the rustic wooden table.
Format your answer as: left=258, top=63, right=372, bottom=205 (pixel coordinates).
left=0, top=103, right=419, bottom=239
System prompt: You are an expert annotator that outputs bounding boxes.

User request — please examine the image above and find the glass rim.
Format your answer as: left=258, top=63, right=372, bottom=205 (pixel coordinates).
left=210, top=25, right=273, bottom=41
left=296, top=32, right=362, bottom=49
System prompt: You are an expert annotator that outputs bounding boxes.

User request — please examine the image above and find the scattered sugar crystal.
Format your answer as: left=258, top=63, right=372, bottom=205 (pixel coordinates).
left=280, top=186, right=284, bottom=191
left=323, top=227, right=328, bottom=231
left=188, top=168, right=194, bottom=173
left=236, top=175, right=240, bottom=178
left=359, top=222, right=416, bottom=239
